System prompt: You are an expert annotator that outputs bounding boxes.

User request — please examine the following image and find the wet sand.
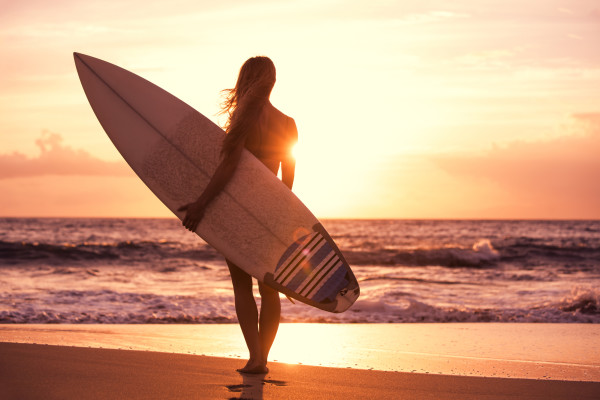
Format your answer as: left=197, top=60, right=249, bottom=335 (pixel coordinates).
left=1, top=324, right=599, bottom=399
left=2, top=342, right=599, bottom=400
left=1, top=323, right=599, bottom=381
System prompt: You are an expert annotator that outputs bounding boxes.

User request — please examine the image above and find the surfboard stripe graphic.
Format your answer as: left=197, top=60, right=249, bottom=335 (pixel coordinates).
left=274, top=233, right=321, bottom=281
left=276, top=232, right=320, bottom=272
left=305, top=261, right=343, bottom=299
left=312, top=265, right=348, bottom=302
left=296, top=253, right=338, bottom=295
left=279, top=236, right=326, bottom=284
left=274, top=233, right=319, bottom=280
left=282, top=243, right=335, bottom=290
left=284, top=246, right=335, bottom=292
left=274, top=228, right=354, bottom=304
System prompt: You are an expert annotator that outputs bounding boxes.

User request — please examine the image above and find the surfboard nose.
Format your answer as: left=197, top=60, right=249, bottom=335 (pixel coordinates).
left=73, top=53, right=93, bottom=74
left=73, top=53, right=103, bottom=70
left=73, top=52, right=85, bottom=62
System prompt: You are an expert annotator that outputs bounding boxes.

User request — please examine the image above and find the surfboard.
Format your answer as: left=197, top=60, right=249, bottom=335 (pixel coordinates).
left=74, top=53, right=359, bottom=313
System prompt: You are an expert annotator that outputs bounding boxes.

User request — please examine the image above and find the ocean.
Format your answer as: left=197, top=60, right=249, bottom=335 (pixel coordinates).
left=0, top=218, right=598, bottom=324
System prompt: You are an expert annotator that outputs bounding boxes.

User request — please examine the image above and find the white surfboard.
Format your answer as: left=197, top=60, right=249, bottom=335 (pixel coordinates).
left=74, top=53, right=359, bottom=313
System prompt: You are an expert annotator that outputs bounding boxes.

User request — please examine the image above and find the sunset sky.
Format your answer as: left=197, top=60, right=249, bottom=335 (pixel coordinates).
left=1, top=0, right=599, bottom=218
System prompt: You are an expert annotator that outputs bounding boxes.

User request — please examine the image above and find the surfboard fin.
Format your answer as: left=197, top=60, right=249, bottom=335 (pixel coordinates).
left=284, top=294, right=295, bottom=304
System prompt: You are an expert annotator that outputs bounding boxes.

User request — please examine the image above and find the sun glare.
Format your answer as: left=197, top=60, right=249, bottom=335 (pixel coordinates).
left=269, top=323, right=341, bottom=366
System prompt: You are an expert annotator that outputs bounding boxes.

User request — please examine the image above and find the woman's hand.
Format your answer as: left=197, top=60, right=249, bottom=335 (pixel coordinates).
left=178, top=201, right=206, bottom=232
left=177, top=136, right=244, bottom=233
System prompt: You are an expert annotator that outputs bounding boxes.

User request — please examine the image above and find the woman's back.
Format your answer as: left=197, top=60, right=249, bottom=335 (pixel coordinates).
left=245, top=102, right=297, bottom=175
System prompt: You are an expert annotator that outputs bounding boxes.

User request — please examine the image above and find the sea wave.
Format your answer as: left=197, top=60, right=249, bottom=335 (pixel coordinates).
left=295, top=292, right=600, bottom=323
left=0, top=310, right=234, bottom=324
left=0, top=240, right=220, bottom=266
left=2, top=286, right=598, bottom=324
left=559, top=286, right=599, bottom=315
left=0, top=289, right=236, bottom=324
left=345, top=239, right=500, bottom=267
left=499, top=240, right=600, bottom=262
left=3, top=237, right=599, bottom=269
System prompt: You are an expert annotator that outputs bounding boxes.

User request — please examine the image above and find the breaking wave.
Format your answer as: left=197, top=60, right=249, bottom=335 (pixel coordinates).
left=1, top=286, right=598, bottom=324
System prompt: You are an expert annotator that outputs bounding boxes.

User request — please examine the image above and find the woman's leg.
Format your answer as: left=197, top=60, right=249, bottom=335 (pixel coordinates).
left=258, top=281, right=281, bottom=363
left=226, top=259, right=266, bottom=372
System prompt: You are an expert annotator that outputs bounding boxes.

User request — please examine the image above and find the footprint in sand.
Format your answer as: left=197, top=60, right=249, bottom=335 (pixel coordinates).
left=263, top=379, right=287, bottom=386
left=225, top=383, right=252, bottom=392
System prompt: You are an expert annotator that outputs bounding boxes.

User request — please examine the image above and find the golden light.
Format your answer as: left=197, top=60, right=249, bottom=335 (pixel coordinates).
left=268, top=324, right=341, bottom=366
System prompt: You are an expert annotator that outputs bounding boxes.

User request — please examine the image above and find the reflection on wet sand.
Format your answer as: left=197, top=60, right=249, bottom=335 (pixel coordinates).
left=226, top=372, right=287, bottom=400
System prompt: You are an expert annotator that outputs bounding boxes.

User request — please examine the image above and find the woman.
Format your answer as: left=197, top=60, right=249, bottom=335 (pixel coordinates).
left=178, top=56, right=298, bottom=374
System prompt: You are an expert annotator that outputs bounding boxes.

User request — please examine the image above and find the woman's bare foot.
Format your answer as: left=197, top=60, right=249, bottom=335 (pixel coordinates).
left=237, top=359, right=268, bottom=374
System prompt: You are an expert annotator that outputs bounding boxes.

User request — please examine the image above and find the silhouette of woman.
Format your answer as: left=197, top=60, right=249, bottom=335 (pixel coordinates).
left=178, top=56, right=298, bottom=374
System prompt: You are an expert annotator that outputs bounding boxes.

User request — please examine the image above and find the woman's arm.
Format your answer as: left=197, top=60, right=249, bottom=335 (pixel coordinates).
left=281, top=118, right=298, bottom=190
left=281, top=156, right=295, bottom=190
left=178, top=140, right=245, bottom=232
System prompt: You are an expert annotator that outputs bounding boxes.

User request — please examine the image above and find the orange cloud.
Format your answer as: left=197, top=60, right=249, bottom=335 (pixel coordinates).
left=0, top=132, right=170, bottom=217
left=0, top=131, right=129, bottom=179
left=433, top=113, right=600, bottom=218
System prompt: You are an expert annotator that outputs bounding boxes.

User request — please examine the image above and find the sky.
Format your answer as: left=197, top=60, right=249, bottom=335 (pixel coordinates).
left=1, top=0, right=599, bottom=219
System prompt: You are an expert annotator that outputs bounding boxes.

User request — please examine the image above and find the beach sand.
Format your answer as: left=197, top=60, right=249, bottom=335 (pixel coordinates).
left=1, top=324, right=599, bottom=399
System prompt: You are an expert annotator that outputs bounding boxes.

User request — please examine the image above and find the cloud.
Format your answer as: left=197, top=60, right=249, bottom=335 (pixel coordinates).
left=432, top=113, right=600, bottom=217
left=0, top=131, right=130, bottom=179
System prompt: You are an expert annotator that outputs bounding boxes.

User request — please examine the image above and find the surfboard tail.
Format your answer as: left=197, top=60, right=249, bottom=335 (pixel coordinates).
left=265, top=224, right=359, bottom=313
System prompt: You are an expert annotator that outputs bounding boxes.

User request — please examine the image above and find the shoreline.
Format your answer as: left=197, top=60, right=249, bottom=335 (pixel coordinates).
left=2, top=342, right=599, bottom=400
left=1, top=323, right=599, bottom=382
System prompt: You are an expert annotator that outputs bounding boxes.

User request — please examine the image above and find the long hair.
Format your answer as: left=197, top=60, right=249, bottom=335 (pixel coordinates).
left=220, top=56, right=276, bottom=157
